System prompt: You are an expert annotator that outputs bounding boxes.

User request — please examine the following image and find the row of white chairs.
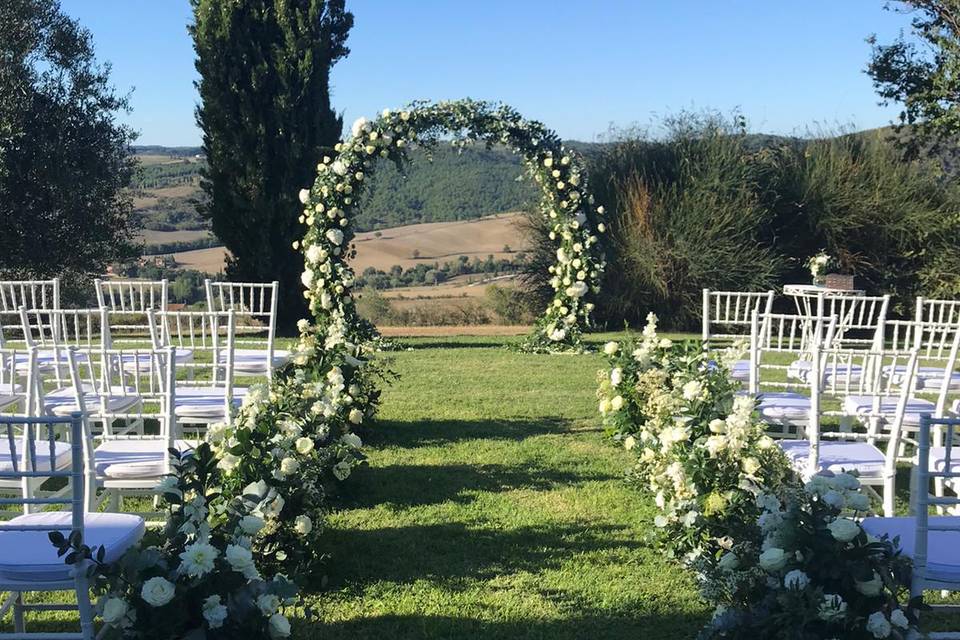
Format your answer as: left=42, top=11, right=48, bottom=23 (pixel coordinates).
left=703, top=287, right=960, bottom=352
left=0, top=277, right=289, bottom=380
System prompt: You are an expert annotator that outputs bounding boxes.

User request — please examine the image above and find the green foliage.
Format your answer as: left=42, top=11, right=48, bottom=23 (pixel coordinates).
left=357, top=145, right=538, bottom=229
left=0, top=0, right=137, bottom=293
left=867, top=1, right=960, bottom=156
left=524, top=112, right=960, bottom=329
left=191, top=0, right=353, bottom=327
left=134, top=159, right=203, bottom=189
left=485, top=284, right=536, bottom=324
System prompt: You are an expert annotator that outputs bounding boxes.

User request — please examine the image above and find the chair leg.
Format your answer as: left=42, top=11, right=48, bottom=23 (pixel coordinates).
left=12, top=592, right=25, bottom=633
left=75, top=569, right=95, bottom=640
left=883, top=473, right=896, bottom=518
left=109, top=488, right=121, bottom=512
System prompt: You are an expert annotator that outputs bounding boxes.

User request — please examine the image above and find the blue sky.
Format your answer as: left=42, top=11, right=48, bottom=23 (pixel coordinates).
left=60, top=0, right=911, bottom=147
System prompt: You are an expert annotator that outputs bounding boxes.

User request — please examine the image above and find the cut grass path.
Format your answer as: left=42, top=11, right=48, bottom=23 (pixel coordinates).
left=303, top=335, right=708, bottom=639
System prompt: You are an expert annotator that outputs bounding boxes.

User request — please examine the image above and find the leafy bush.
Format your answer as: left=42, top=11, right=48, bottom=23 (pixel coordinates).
left=522, top=113, right=960, bottom=329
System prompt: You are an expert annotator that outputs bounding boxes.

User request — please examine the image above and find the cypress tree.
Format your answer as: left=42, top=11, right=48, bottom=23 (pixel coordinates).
left=190, top=0, right=352, bottom=327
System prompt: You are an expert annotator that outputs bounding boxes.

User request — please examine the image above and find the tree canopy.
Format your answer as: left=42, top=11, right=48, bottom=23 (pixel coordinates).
left=867, top=0, right=960, bottom=155
left=191, top=0, right=353, bottom=327
left=0, top=0, right=137, bottom=296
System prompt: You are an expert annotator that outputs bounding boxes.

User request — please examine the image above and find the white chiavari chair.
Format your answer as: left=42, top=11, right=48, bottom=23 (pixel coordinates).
left=878, top=319, right=960, bottom=394
left=0, top=278, right=59, bottom=324
left=917, top=296, right=960, bottom=327
left=0, top=412, right=144, bottom=640
left=17, top=307, right=107, bottom=387
left=205, top=279, right=288, bottom=380
left=861, top=414, right=960, bottom=636
left=94, top=278, right=169, bottom=348
left=148, top=309, right=243, bottom=430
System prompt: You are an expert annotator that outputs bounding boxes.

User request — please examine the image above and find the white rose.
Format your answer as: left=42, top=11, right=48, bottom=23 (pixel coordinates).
left=257, top=593, right=281, bottom=616
left=783, top=569, right=809, bottom=590
left=847, top=492, right=870, bottom=511
left=708, top=419, right=726, bottom=434
left=225, top=544, right=258, bottom=579
left=300, top=269, right=314, bottom=288
left=623, top=435, right=636, bottom=450
left=202, top=594, right=228, bottom=629
left=350, top=116, right=369, bottom=138
left=565, top=281, right=588, bottom=298
left=326, top=229, right=344, bottom=245
left=101, top=597, right=129, bottom=625
left=240, top=515, right=265, bottom=535
left=610, top=368, right=623, bottom=386
left=549, top=328, right=566, bottom=341
left=342, top=432, right=362, bottom=447
left=295, top=437, right=314, bottom=454
left=348, top=408, right=364, bottom=425
left=298, top=188, right=310, bottom=204
left=610, top=395, right=624, bottom=411
left=280, top=457, right=300, bottom=475
left=140, top=576, right=176, bottom=607
left=269, top=613, right=291, bottom=639
left=294, top=515, right=313, bottom=536
left=827, top=518, right=861, bottom=543
left=890, top=609, right=909, bottom=629
left=866, top=611, right=891, bottom=638
left=603, top=341, right=619, bottom=356
left=758, top=547, right=789, bottom=572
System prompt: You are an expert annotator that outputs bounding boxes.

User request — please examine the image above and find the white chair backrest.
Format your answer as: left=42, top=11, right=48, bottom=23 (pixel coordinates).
left=0, top=346, right=35, bottom=415
left=148, top=309, right=235, bottom=393
left=702, top=289, right=775, bottom=346
left=18, top=307, right=111, bottom=351
left=0, top=279, right=60, bottom=314
left=916, top=296, right=960, bottom=327
left=802, top=292, right=890, bottom=349
left=748, top=311, right=837, bottom=394
left=95, top=279, right=168, bottom=345
left=205, top=279, right=278, bottom=350
left=0, top=412, right=85, bottom=521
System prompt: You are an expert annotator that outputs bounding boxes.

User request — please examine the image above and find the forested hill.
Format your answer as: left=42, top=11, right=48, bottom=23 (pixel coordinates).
left=130, top=142, right=604, bottom=232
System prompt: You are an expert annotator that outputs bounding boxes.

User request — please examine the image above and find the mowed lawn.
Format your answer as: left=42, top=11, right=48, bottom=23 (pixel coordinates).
left=301, top=334, right=709, bottom=639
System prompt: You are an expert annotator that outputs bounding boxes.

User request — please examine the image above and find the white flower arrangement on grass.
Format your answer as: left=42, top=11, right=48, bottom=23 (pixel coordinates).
left=597, top=313, right=919, bottom=638
left=294, top=99, right=606, bottom=353
left=597, top=313, right=791, bottom=559
left=54, top=445, right=298, bottom=639
left=699, top=472, right=918, bottom=639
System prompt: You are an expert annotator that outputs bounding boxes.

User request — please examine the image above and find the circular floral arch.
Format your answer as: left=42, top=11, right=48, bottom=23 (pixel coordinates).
left=295, top=99, right=607, bottom=351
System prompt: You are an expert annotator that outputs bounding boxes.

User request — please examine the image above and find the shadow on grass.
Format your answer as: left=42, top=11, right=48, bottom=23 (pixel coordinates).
left=318, top=521, right=646, bottom=591
left=342, top=461, right=619, bottom=509
left=297, top=610, right=708, bottom=640
left=366, top=417, right=583, bottom=448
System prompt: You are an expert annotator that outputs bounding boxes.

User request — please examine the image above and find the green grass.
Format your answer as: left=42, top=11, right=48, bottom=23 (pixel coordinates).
left=298, top=334, right=708, bottom=639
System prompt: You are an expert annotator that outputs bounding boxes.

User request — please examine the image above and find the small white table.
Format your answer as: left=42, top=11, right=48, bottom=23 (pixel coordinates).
left=783, top=283, right=866, bottom=318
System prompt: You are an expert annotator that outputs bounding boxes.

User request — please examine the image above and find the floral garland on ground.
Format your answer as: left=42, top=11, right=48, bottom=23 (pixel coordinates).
left=293, top=98, right=607, bottom=352
left=60, top=446, right=299, bottom=639
left=596, top=314, right=921, bottom=638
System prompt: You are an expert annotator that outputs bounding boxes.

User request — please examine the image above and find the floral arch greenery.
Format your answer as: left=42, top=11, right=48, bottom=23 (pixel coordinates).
left=295, top=98, right=608, bottom=352
left=206, top=100, right=609, bottom=581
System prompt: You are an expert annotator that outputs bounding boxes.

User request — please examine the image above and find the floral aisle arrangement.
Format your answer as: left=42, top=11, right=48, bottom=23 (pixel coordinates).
left=596, top=314, right=918, bottom=637
left=58, top=446, right=299, bottom=639
left=597, top=313, right=792, bottom=559
left=294, top=98, right=607, bottom=352
left=700, top=472, right=918, bottom=639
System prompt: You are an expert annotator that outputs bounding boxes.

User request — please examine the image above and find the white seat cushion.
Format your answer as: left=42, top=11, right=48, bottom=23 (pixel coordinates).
left=218, top=349, right=290, bottom=373
left=0, top=440, right=72, bottom=473
left=755, top=392, right=811, bottom=423
left=842, top=395, right=935, bottom=426
left=788, top=359, right=862, bottom=384
left=174, top=386, right=247, bottom=419
left=861, top=516, right=960, bottom=585
left=119, top=347, right=192, bottom=373
left=884, top=365, right=960, bottom=391
left=778, top=439, right=885, bottom=476
left=728, top=359, right=750, bottom=382
left=0, top=512, right=144, bottom=583
left=43, top=385, right=141, bottom=416
left=94, top=439, right=194, bottom=478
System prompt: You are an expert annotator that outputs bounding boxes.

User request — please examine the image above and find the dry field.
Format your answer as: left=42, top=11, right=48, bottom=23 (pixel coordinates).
left=139, top=229, right=213, bottom=246
left=351, top=212, right=526, bottom=271
left=159, top=213, right=528, bottom=279
left=132, top=183, right=200, bottom=209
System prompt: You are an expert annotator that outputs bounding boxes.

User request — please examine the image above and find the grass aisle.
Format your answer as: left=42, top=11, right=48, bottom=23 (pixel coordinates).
left=305, top=336, right=709, bottom=639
